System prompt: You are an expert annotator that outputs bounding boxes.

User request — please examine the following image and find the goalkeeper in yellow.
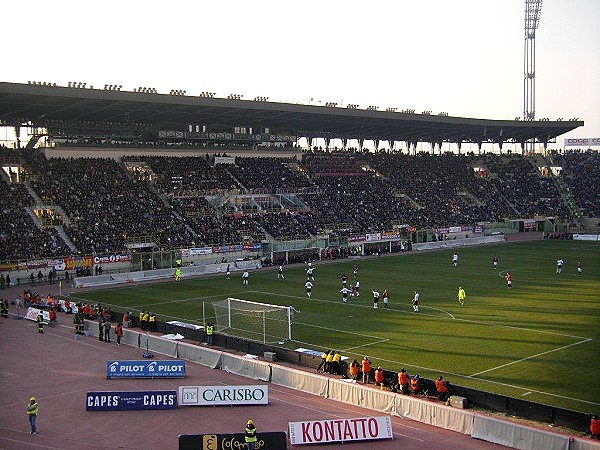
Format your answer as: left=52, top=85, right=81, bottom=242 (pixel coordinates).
left=457, top=286, right=466, bottom=305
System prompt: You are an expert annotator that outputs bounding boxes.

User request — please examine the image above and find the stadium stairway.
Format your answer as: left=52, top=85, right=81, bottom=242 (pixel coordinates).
left=54, top=225, right=78, bottom=253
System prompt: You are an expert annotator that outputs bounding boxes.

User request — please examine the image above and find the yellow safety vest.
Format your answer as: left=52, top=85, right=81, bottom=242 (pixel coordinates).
left=245, top=427, right=257, bottom=443
left=27, top=402, right=39, bottom=416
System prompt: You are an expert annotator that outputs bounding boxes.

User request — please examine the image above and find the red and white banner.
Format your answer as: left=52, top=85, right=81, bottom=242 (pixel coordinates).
left=25, top=307, right=49, bottom=323
left=564, top=137, right=600, bottom=147
left=288, top=416, right=392, bottom=445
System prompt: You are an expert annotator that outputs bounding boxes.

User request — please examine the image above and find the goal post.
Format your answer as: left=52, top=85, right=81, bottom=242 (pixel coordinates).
left=204, top=297, right=293, bottom=344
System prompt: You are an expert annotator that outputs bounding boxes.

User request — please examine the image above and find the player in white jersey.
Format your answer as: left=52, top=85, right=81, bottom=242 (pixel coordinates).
left=452, top=253, right=459, bottom=267
left=242, top=271, right=249, bottom=285
left=306, top=266, right=315, bottom=281
left=340, top=287, right=350, bottom=303
left=412, top=291, right=420, bottom=312
left=305, top=280, right=313, bottom=297
left=278, top=265, right=285, bottom=279
left=556, top=259, right=564, bottom=273
left=354, top=280, right=361, bottom=296
left=372, top=290, right=380, bottom=309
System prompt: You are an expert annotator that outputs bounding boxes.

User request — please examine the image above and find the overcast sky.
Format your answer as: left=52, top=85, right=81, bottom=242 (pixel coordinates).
left=2, top=0, right=599, bottom=150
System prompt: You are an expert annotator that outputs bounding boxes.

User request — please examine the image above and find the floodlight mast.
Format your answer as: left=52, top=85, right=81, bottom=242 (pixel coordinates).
left=524, top=0, right=542, bottom=122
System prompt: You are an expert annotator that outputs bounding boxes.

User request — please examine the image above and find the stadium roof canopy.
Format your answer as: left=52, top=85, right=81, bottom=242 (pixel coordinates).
left=0, top=82, right=583, bottom=146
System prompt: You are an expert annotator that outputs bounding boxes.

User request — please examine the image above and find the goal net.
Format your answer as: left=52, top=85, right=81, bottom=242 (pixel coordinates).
left=207, top=298, right=293, bottom=344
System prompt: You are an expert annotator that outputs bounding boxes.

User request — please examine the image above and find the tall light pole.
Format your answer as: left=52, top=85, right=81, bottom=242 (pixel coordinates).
left=524, top=0, right=542, bottom=121
left=524, top=0, right=543, bottom=153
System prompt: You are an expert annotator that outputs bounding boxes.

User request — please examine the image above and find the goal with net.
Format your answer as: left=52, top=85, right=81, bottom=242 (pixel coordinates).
left=204, top=297, right=294, bottom=344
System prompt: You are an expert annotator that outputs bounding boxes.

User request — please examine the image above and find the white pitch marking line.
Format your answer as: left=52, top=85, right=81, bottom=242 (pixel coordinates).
left=420, top=305, right=454, bottom=319
left=469, top=338, right=592, bottom=377
left=343, top=339, right=391, bottom=352
left=522, top=392, right=532, bottom=397
left=295, top=321, right=390, bottom=340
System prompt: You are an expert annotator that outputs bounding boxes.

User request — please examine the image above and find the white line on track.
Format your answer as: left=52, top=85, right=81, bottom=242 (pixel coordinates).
left=469, top=338, right=592, bottom=377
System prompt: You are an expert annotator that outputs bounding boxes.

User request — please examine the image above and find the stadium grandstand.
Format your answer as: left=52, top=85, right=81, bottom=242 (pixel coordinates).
left=0, top=80, right=597, bottom=263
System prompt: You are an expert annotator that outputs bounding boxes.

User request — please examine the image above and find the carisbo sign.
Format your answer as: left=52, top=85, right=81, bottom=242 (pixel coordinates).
left=178, top=385, right=268, bottom=406
left=178, top=432, right=287, bottom=450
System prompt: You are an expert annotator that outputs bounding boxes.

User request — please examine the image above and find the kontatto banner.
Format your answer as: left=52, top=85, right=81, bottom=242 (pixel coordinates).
left=106, top=360, right=186, bottom=379
left=178, top=385, right=268, bottom=406
left=289, top=416, right=393, bottom=445
left=86, top=390, right=177, bottom=411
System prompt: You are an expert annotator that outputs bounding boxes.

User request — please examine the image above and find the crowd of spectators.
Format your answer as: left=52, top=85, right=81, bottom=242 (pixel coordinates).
left=0, top=179, right=69, bottom=261
left=0, top=148, right=596, bottom=261
left=125, top=155, right=237, bottom=193
left=22, top=152, right=195, bottom=254
left=549, top=150, right=600, bottom=217
left=481, top=154, right=569, bottom=219
left=223, top=157, right=312, bottom=192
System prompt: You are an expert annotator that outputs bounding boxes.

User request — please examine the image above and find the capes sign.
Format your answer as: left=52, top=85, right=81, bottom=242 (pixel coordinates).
left=178, top=385, right=268, bottom=406
left=106, top=360, right=186, bottom=379
left=178, top=432, right=287, bottom=450
left=86, top=391, right=177, bottom=411
left=288, top=416, right=392, bottom=445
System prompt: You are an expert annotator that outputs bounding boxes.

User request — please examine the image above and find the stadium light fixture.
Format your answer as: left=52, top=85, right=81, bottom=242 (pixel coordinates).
left=367, top=105, right=379, bottom=111
left=386, top=107, right=397, bottom=112
left=346, top=104, right=359, bottom=109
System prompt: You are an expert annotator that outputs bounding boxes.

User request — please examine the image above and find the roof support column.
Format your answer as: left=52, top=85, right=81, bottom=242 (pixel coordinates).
left=341, top=138, right=348, bottom=151
left=14, top=125, right=20, bottom=149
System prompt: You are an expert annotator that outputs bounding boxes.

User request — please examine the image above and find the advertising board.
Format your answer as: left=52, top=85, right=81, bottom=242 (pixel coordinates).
left=86, top=390, right=177, bottom=411
left=178, top=385, right=268, bottom=406
left=288, top=416, right=392, bottom=445
left=106, top=360, right=186, bottom=379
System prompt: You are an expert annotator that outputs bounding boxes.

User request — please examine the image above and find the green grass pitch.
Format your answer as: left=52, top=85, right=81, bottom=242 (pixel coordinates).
left=70, top=240, right=600, bottom=413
